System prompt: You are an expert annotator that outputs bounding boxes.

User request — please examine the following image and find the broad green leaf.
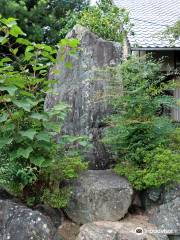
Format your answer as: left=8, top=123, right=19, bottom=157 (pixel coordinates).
left=39, top=70, right=47, bottom=75
left=0, top=37, right=8, bottom=45
left=41, top=51, right=56, bottom=62
left=36, top=141, right=52, bottom=152
left=0, top=57, right=12, bottom=62
left=24, top=51, right=33, bottom=61
left=79, top=141, right=88, bottom=147
left=13, top=97, right=39, bottom=111
left=20, top=129, right=37, bottom=140
left=52, top=103, right=69, bottom=112
left=43, top=122, right=61, bottom=133
left=68, top=39, right=80, bottom=48
left=33, top=65, right=48, bottom=71
left=59, top=38, right=79, bottom=48
left=0, top=137, right=13, bottom=149
left=36, top=132, right=50, bottom=142
left=43, top=45, right=53, bottom=52
left=0, top=113, right=8, bottom=123
left=41, top=159, right=52, bottom=167
left=30, top=156, right=50, bottom=167
left=0, top=65, right=14, bottom=74
left=9, top=151, right=18, bottom=160
left=9, top=25, right=25, bottom=37
left=60, top=135, right=78, bottom=144
left=35, top=43, right=44, bottom=49
left=10, top=48, right=18, bottom=55
left=26, top=97, right=43, bottom=107
left=0, top=86, right=17, bottom=96
left=10, top=147, right=33, bottom=160
left=47, top=103, right=69, bottom=118
left=34, top=44, right=56, bottom=54
left=17, top=146, right=33, bottom=159
left=0, top=17, right=17, bottom=27
left=30, top=112, right=48, bottom=121
left=19, top=90, right=34, bottom=97
left=4, top=122, right=15, bottom=131
left=25, top=45, right=34, bottom=52
left=12, top=99, right=32, bottom=112
left=0, top=57, right=12, bottom=66
left=16, top=38, right=31, bottom=46
left=4, top=74, right=26, bottom=89
left=60, top=135, right=89, bottom=147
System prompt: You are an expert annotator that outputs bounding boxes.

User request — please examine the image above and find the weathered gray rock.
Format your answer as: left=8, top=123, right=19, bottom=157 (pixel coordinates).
left=141, top=184, right=180, bottom=210
left=76, top=223, right=118, bottom=240
left=141, top=188, right=163, bottom=210
left=45, top=24, right=122, bottom=169
left=76, top=216, right=168, bottom=240
left=149, top=197, right=180, bottom=238
left=0, top=199, right=61, bottom=240
left=35, top=204, right=64, bottom=228
left=141, top=185, right=180, bottom=239
left=65, top=170, right=133, bottom=224
left=163, top=185, right=180, bottom=203
left=58, top=220, right=80, bottom=240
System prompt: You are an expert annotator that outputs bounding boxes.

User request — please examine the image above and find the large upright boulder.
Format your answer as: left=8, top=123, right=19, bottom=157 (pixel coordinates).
left=45, top=24, right=122, bottom=169
left=65, top=170, right=133, bottom=224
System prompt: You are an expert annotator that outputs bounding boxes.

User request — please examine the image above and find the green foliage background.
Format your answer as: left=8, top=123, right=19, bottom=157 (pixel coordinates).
left=78, top=0, right=131, bottom=43
left=0, top=0, right=89, bottom=44
left=103, top=57, right=180, bottom=190
left=0, top=0, right=131, bottom=45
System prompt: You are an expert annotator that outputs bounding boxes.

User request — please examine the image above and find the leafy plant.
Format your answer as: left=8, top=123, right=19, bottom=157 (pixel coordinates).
left=78, top=0, right=131, bottom=42
left=0, top=17, right=88, bottom=207
left=103, top=57, right=180, bottom=190
left=0, top=0, right=89, bottom=44
left=163, top=19, right=180, bottom=44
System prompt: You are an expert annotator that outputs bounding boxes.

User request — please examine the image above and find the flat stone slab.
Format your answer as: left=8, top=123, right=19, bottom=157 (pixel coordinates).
left=76, top=215, right=168, bottom=240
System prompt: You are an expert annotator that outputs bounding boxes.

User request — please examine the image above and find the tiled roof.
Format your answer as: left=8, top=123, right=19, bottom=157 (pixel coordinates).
left=113, top=0, right=180, bottom=48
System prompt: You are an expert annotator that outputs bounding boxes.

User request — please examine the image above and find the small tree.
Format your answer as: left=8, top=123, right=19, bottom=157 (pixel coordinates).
left=78, top=0, right=131, bottom=43
left=167, top=20, right=180, bottom=37
left=163, top=20, right=180, bottom=45
left=103, top=57, right=180, bottom=190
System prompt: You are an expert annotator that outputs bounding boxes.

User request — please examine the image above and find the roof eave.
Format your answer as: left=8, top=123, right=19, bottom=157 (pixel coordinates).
left=131, top=47, right=180, bottom=51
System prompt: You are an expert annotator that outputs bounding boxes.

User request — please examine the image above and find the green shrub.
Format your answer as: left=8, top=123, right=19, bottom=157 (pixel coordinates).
left=78, top=0, right=131, bottom=42
left=0, top=17, right=88, bottom=207
left=103, top=57, right=180, bottom=190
